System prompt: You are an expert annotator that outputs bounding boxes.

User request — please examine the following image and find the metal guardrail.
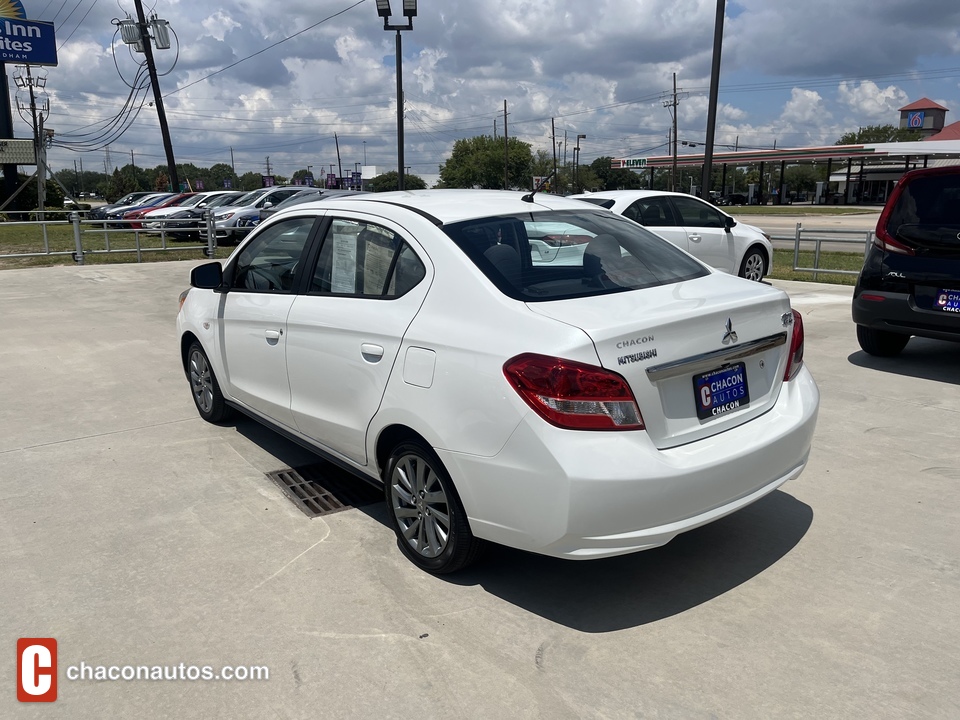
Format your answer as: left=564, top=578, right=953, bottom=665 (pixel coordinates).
left=773, top=222, right=874, bottom=280
left=0, top=211, right=218, bottom=264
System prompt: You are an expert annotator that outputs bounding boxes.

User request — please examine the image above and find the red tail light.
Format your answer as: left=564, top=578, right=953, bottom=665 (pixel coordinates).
left=872, top=228, right=915, bottom=255
left=784, top=309, right=804, bottom=381
left=503, top=353, right=644, bottom=431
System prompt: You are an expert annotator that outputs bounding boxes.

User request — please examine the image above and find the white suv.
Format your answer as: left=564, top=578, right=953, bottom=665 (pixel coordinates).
left=209, top=186, right=303, bottom=244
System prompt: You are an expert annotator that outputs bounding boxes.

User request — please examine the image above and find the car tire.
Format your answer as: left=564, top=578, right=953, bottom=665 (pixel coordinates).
left=384, top=440, right=483, bottom=574
left=739, top=247, right=767, bottom=281
left=186, top=341, right=233, bottom=423
left=856, top=325, right=910, bottom=357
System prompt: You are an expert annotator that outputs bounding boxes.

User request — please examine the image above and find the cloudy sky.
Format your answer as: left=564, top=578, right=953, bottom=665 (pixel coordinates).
left=14, top=0, right=960, bottom=181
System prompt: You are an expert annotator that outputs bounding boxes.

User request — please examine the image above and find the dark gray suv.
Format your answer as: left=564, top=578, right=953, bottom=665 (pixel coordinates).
left=852, top=166, right=960, bottom=356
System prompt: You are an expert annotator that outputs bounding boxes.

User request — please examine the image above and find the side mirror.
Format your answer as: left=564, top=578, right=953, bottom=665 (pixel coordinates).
left=724, top=214, right=737, bottom=231
left=190, top=262, right=224, bottom=290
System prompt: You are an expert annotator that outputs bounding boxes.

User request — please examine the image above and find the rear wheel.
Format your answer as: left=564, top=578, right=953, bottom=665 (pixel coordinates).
left=856, top=325, right=910, bottom=357
left=739, top=247, right=767, bottom=281
left=384, top=440, right=483, bottom=574
left=187, top=341, right=233, bottom=423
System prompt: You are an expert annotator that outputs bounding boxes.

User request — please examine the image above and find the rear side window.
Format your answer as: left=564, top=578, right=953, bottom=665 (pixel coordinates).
left=443, top=209, right=708, bottom=301
left=670, top=196, right=725, bottom=228
left=625, top=196, right=675, bottom=226
left=309, top=219, right=426, bottom=298
left=888, top=173, right=960, bottom=251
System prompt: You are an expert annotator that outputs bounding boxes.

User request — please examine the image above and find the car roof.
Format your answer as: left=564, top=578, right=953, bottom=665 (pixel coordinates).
left=285, top=189, right=600, bottom=225
left=569, top=189, right=694, bottom=201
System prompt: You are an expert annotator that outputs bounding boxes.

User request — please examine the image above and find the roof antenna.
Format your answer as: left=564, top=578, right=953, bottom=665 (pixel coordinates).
left=521, top=169, right=556, bottom=203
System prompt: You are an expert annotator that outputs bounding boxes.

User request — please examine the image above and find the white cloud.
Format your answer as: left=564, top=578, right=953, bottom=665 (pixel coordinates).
left=200, top=11, right=241, bottom=42
left=837, top=81, right=909, bottom=123
left=781, top=88, right=830, bottom=125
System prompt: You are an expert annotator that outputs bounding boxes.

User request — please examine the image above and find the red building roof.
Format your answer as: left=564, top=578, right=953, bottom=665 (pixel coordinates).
left=926, top=120, right=960, bottom=141
left=899, top=97, right=948, bottom=112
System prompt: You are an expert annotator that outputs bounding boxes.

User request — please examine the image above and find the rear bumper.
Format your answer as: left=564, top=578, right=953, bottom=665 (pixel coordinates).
left=852, top=290, right=960, bottom=343
left=440, top=367, right=819, bottom=559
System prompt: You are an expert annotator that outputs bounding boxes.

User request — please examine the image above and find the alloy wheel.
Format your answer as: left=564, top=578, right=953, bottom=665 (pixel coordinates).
left=389, top=453, right=451, bottom=559
left=189, top=349, right=214, bottom=414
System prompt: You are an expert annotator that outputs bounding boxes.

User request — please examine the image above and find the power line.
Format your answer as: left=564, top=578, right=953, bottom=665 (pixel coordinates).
left=57, top=0, right=101, bottom=50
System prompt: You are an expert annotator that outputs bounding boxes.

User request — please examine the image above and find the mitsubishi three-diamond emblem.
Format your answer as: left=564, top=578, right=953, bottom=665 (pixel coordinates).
left=722, top=317, right=738, bottom=345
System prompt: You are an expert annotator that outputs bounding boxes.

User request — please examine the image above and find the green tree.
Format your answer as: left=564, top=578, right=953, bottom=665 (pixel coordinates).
left=207, top=163, right=236, bottom=190
left=438, top=135, right=533, bottom=189
left=836, top=125, right=922, bottom=145
left=237, top=172, right=264, bottom=191
left=589, top=156, right=646, bottom=191
left=107, top=168, right=139, bottom=201
left=368, top=171, right=427, bottom=192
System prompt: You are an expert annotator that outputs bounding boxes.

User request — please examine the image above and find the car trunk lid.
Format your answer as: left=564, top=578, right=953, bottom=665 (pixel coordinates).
left=526, top=273, right=794, bottom=449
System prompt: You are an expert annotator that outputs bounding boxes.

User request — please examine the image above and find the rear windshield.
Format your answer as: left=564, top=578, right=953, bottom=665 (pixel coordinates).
left=442, top=209, right=708, bottom=301
left=888, top=174, right=960, bottom=250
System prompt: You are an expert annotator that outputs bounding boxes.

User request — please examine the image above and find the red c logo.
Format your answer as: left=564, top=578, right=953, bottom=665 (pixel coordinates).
left=17, top=638, right=57, bottom=702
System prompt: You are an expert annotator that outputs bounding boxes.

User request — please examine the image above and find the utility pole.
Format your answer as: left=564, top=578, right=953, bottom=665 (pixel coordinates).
left=335, top=132, right=343, bottom=189
left=132, top=0, right=179, bottom=191
left=229, top=147, right=235, bottom=174
left=265, top=156, right=271, bottom=175
left=503, top=100, right=509, bottom=190
left=19, top=65, right=45, bottom=213
left=662, top=72, right=686, bottom=192
left=551, top=117, right=557, bottom=185
left=700, top=0, right=726, bottom=200
left=79, top=156, right=84, bottom=194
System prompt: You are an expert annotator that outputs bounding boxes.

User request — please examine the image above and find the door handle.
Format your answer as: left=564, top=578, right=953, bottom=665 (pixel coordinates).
left=361, top=343, right=384, bottom=362
left=265, top=329, right=282, bottom=342
left=688, top=234, right=702, bottom=242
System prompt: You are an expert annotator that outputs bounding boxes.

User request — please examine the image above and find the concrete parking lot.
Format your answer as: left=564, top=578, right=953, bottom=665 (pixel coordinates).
left=1, top=260, right=958, bottom=719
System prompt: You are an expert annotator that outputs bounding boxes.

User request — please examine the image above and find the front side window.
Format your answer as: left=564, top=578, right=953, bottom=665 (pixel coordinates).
left=443, top=209, right=708, bottom=301
left=231, top=217, right=315, bottom=292
left=309, top=219, right=426, bottom=298
left=671, top=196, right=725, bottom=228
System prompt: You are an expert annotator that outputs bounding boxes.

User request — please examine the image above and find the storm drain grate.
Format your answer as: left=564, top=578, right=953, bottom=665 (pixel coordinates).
left=266, top=463, right=382, bottom=518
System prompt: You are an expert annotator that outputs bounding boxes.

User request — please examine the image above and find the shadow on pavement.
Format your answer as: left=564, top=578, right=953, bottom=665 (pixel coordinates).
left=229, top=416, right=813, bottom=633
left=848, top=338, right=960, bottom=385
left=446, top=490, right=813, bottom=633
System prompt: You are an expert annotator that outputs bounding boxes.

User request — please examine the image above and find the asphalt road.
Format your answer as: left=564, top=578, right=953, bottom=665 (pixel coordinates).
left=744, top=212, right=880, bottom=254
left=1, top=261, right=957, bottom=719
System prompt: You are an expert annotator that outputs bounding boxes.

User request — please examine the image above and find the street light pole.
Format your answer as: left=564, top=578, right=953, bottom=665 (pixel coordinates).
left=575, top=134, right=586, bottom=192
left=377, top=1, right=416, bottom=192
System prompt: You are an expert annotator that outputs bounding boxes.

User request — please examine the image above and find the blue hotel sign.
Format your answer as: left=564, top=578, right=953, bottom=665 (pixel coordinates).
left=0, top=18, right=58, bottom=65
left=0, top=0, right=58, bottom=66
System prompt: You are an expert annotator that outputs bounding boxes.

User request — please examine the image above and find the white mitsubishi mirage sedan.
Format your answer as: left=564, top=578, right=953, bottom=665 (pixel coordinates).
left=177, top=189, right=819, bottom=574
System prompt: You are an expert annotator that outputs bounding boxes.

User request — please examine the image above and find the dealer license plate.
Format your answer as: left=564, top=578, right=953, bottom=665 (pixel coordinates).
left=935, top=289, right=960, bottom=313
left=693, top=362, right=750, bottom=421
